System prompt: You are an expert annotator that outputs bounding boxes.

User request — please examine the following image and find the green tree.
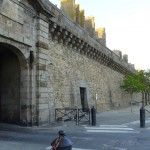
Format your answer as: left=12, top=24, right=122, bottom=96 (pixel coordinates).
left=121, top=73, right=147, bottom=94
left=139, top=70, right=150, bottom=106
left=121, top=72, right=149, bottom=111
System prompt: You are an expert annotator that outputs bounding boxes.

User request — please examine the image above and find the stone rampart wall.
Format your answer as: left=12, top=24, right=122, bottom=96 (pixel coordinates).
left=0, top=0, right=142, bottom=125
left=47, top=38, right=141, bottom=112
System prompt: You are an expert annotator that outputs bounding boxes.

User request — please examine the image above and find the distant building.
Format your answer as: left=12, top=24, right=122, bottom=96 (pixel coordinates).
left=123, top=54, right=128, bottom=63
left=85, top=16, right=95, bottom=36
left=129, top=63, right=135, bottom=69
left=95, top=28, right=106, bottom=46
left=113, top=50, right=122, bottom=59
left=60, top=0, right=76, bottom=21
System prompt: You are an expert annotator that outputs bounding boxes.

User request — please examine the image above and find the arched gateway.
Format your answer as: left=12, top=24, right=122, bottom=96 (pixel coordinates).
left=0, top=43, right=29, bottom=125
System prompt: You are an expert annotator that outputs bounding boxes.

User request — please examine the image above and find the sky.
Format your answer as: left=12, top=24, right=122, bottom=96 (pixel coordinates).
left=49, top=0, right=150, bottom=70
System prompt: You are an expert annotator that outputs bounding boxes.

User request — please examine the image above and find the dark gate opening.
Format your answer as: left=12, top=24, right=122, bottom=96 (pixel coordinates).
left=0, top=58, right=1, bottom=121
left=0, top=45, right=20, bottom=124
left=80, top=87, right=88, bottom=112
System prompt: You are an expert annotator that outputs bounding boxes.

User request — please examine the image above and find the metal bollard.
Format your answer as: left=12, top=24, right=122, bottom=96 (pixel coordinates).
left=140, top=107, right=145, bottom=128
left=91, top=106, right=96, bottom=126
left=51, top=130, right=73, bottom=150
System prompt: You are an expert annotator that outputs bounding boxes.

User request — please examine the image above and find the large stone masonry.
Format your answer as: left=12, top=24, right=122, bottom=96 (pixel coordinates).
left=39, top=0, right=140, bottom=112
left=36, top=18, right=53, bottom=125
left=0, top=0, right=141, bottom=126
left=0, top=0, right=38, bottom=125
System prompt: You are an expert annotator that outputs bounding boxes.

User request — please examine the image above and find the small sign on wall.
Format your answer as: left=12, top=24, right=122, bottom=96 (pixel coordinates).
left=96, top=93, right=98, bottom=101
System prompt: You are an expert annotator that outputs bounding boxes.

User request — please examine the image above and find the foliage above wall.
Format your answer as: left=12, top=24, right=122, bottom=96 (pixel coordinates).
left=121, top=71, right=149, bottom=94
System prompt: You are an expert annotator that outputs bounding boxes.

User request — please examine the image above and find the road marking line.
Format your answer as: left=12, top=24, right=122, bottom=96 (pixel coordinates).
left=85, top=127, right=134, bottom=130
left=84, top=125, right=139, bottom=133
left=114, top=147, right=127, bottom=150
left=100, top=125, right=128, bottom=127
left=86, top=130, right=139, bottom=133
left=46, top=146, right=51, bottom=149
left=46, top=146, right=92, bottom=150
left=103, top=144, right=127, bottom=150
left=72, top=148, right=90, bottom=150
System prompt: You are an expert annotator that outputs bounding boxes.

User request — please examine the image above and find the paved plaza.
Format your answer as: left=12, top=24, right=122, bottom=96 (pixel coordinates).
left=1, top=105, right=150, bottom=150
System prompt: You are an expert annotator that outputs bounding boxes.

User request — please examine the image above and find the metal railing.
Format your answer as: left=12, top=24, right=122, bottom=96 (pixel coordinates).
left=55, top=108, right=90, bottom=125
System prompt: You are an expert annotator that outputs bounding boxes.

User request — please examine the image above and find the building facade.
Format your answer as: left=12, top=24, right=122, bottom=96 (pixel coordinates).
left=0, top=0, right=141, bottom=126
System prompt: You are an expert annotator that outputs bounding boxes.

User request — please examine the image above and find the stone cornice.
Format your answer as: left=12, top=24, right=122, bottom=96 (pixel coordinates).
left=49, top=21, right=133, bottom=75
left=28, top=0, right=54, bottom=17
left=37, top=0, right=135, bottom=75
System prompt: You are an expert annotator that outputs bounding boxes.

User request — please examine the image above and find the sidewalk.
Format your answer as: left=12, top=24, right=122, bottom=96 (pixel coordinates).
left=93, top=104, right=150, bottom=129
left=0, top=105, right=150, bottom=132
left=63, top=104, right=150, bottom=131
left=96, top=105, right=142, bottom=125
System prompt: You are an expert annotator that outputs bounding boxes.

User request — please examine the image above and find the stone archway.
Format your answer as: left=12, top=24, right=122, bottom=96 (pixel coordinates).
left=0, top=43, right=28, bottom=125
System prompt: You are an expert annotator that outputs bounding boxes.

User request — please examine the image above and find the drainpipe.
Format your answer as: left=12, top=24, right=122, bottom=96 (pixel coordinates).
left=29, top=51, right=34, bottom=126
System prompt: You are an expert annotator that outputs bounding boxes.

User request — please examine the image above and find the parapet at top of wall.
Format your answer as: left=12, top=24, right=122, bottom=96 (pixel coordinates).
left=38, top=0, right=135, bottom=73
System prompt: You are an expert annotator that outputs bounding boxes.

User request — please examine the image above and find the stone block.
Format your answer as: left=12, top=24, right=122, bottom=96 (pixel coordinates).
left=36, top=64, right=46, bottom=71
left=38, top=97, right=49, bottom=103
left=37, top=30, right=48, bottom=39
left=37, top=87, right=49, bottom=92
left=37, top=23, right=49, bottom=33
left=39, top=104, right=49, bottom=109
left=37, top=19, right=49, bottom=28
left=37, top=35, right=49, bottom=44
left=37, top=47, right=49, bottom=55
left=37, top=81, right=47, bottom=87
left=38, top=58, right=47, bottom=64
left=36, top=41, right=48, bottom=50
left=38, top=109, right=49, bottom=123
left=39, top=92, right=49, bottom=98
left=36, top=53, right=48, bottom=60
left=0, top=27, right=3, bottom=35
